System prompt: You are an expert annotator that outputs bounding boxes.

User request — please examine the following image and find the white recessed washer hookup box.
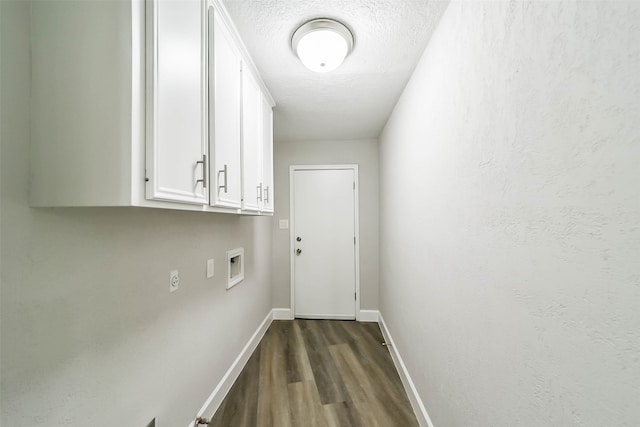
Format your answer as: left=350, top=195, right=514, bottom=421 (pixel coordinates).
left=226, top=248, right=244, bottom=289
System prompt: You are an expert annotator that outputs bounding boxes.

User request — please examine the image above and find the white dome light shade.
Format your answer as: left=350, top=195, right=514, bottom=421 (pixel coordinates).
left=292, top=19, right=354, bottom=73
left=296, top=29, right=348, bottom=72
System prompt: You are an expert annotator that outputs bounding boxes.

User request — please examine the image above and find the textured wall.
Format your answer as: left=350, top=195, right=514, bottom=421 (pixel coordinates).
left=271, top=139, right=379, bottom=311
left=379, top=1, right=640, bottom=426
left=1, top=2, right=272, bottom=426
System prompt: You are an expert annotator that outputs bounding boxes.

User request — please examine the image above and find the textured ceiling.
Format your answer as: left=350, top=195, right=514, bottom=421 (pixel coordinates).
left=223, top=0, right=449, bottom=142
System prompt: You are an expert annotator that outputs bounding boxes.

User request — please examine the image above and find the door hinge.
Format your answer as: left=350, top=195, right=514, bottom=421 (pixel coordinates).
left=354, top=236, right=356, bottom=244
left=353, top=181, right=355, bottom=190
left=354, top=292, right=356, bottom=300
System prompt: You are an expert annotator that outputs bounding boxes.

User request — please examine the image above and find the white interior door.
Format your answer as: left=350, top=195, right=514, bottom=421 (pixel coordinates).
left=292, top=168, right=356, bottom=319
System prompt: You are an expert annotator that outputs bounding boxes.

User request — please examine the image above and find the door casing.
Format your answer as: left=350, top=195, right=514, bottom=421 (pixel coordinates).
left=289, top=164, right=362, bottom=320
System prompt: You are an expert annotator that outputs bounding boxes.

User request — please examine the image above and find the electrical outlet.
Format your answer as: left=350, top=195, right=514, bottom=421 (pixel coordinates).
left=169, top=270, right=180, bottom=293
left=206, top=259, right=214, bottom=279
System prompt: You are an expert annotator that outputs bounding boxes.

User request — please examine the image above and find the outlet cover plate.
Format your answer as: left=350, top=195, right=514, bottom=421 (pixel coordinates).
left=170, top=270, right=180, bottom=293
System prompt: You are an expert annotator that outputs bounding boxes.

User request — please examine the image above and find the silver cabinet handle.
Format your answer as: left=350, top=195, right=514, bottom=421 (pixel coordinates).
left=218, top=164, right=228, bottom=193
left=257, top=183, right=263, bottom=202
left=263, top=185, right=269, bottom=203
left=195, top=154, right=207, bottom=188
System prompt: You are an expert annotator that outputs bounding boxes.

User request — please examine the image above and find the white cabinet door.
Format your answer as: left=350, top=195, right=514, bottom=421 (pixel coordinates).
left=261, top=97, right=274, bottom=213
left=241, top=68, right=262, bottom=212
left=146, top=0, right=209, bottom=205
left=209, top=7, right=242, bottom=208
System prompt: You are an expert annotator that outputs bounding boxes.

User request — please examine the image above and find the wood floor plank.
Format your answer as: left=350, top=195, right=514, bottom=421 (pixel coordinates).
left=328, top=343, right=389, bottom=427
left=322, top=401, right=362, bottom=427
left=349, top=342, right=419, bottom=426
left=297, top=320, right=351, bottom=405
left=288, top=381, right=328, bottom=427
left=344, top=321, right=411, bottom=400
left=330, top=342, right=420, bottom=427
left=284, top=321, right=315, bottom=383
left=256, top=324, right=292, bottom=427
left=318, top=320, right=355, bottom=346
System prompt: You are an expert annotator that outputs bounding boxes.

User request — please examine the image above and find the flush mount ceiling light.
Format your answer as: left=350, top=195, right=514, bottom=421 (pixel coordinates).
left=291, top=18, right=354, bottom=73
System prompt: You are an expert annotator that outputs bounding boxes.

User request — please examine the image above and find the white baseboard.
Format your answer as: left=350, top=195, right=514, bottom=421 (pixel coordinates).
left=295, top=314, right=355, bottom=320
left=272, top=308, right=294, bottom=320
left=190, top=310, right=273, bottom=426
left=378, top=312, right=434, bottom=427
left=358, top=309, right=379, bottom=322
left=274, top=308, right=379, bottom=322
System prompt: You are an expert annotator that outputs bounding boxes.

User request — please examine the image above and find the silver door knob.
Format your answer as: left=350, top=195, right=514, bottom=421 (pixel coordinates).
left=296, top=248, right=302, bottom=256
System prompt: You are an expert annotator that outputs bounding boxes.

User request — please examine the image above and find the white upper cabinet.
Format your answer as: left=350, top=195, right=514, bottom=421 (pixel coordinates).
left=241, top=67, right=263, bottom=212
left=210, top=6, right=242, bottom=209
left=261, top=96, right=274, bottom=213
left=28, top=0, right=274, bottom=215
left=146, top=0, right=209, bottom=205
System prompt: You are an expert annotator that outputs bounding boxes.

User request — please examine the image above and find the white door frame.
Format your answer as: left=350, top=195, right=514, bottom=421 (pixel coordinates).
left=289, top=164, right=362, bottom=320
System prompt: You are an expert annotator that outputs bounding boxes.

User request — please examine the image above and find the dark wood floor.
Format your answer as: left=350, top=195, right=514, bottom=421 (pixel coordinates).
left=210, top=319, right=419, bottom=427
